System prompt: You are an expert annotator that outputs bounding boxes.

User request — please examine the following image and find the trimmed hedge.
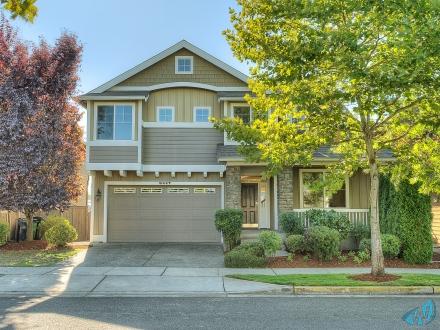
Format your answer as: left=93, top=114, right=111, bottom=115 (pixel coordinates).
left=279, top=212, right=304, bottom=235
left=258, top=230, right=282, bottom=256
left=306, top=209, right=351, bottom=240
left=45, top=222, right=78, bottom=247
left=305, top=225, right=340, bottom=261
left=0, top=220, right=10, bottom=246
left=285, top=234, right=305, bottom=254
left=224, top=242, right=267, bottom=268
left=359, top=234, right=401, bottom=259
left=214, top=209, right=243, bottom=251
left=379, top=175, right=432, bottom=264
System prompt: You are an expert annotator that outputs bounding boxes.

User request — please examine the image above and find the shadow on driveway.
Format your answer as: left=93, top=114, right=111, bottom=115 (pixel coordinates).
left=75, top=243, right=225, bottom=268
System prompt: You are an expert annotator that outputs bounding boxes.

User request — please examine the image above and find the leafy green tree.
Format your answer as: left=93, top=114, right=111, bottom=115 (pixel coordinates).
left=217, top=0, right=440, bottom=275
left=1, top=0, right=37, bottom=22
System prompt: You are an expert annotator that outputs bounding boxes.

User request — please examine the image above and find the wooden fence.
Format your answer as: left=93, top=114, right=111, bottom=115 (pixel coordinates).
left=0, top=206, right=90, bottom=242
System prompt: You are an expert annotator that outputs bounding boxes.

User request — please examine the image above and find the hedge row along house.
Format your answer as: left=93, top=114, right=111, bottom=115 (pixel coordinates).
left=80, top=40, right=432, bottom=244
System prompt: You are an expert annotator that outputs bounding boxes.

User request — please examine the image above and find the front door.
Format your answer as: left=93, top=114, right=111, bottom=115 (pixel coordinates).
left=241, top=183, right=258, bottom=228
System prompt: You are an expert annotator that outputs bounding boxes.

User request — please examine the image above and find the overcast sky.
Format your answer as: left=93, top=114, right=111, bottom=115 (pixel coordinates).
left=8, top=0, right=249, bottom=95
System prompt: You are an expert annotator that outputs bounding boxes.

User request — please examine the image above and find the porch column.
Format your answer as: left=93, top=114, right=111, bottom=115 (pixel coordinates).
left=225, top=166, right=241, bottom=209
left=278, top=167, right=294, bottom=214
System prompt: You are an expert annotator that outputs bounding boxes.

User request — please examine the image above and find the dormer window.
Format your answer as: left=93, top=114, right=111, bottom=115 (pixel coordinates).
left=175, top=56, right=193, bottom=74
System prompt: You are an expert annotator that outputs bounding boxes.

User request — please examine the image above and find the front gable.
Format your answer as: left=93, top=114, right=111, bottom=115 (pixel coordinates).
left=117, top=48, right=247, bottom=88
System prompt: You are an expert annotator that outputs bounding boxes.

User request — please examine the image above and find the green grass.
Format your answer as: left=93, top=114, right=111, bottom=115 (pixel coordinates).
left=0, top=249, right=79, bottom=267
left=228, top=273, right=440, bottom=287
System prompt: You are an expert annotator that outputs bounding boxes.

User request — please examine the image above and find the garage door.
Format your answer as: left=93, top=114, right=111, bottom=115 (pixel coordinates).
left=107, top=185, right=221, bottom=242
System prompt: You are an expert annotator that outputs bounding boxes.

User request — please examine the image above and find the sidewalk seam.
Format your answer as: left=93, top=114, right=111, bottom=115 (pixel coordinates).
left=160, top=267, right=168, bottom=276
left=88, top=275, right=107, bottom=294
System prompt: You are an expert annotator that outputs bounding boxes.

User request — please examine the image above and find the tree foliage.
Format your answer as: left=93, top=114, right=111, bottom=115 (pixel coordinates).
left=1, top=0, right=37, bottom=22
left=0, top=17, right=84, bottom=239
left=218, top=0, right=440, bottom=275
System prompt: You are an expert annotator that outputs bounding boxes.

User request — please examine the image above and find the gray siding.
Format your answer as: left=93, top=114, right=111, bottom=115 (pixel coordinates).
left=89, top=146, right=138, bottom=163
left=142, top=128, right=223, bottom=165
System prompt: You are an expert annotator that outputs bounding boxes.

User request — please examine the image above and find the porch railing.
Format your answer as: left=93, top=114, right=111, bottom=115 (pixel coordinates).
left=291, top=209, right=370, bottom=227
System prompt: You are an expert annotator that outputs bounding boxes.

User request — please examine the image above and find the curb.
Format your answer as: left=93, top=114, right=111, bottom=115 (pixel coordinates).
left=293, top=286, right=439, bottom=295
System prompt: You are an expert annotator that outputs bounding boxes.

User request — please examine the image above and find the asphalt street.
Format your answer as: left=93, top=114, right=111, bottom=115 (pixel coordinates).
left=0, top=296, right=439, bottom=329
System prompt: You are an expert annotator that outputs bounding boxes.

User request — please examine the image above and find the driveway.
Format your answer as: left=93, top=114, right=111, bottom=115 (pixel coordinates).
left=77, top=243, right=225, bottom=268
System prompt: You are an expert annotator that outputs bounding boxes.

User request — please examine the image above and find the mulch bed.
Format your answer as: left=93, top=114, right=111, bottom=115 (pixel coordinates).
left=349, top=273, right=401, bottom=282
left=267, top=252, right=440, bottom=269
left=0, top=240, right=48, bottom=251
left=432, top=252, right=440, bottom=262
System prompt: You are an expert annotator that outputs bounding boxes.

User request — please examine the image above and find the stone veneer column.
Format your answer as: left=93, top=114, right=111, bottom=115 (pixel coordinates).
left=224, top=166, right=241, bottom=209
left=278, top=167, right=294, bottom=214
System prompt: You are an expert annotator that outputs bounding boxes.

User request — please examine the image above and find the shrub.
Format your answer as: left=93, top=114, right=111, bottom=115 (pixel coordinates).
left=350, top=223, right=370, bottom=249
left=45, top=222, right=78, bottom=247
left=285, top=234, right=305, bottom=254
left=41, top=215, right=70, bottom=239
left=258, top=230, right=282, bottom=256
left=337, top=254, right=348, bottom=263
left=224, top=245, right=267, bottom=268
left=359, top=234, right=401, bottom=259
left=279, top=212, right=304, bottom=235
left=379, top=175, right=432, bottom=264
left=304, top=225, right=340, bottom=261
left=234, top=241, right=265, bottom=257
left=306, top=209, right=351, bottom=239
left=353, top=249, right=371, bottom=264
left=0, top=221, right=10, bottom=246
left=214, top=209, right=243, bottom=251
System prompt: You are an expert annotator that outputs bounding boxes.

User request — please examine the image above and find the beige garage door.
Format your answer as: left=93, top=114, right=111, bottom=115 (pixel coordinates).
left=107, top=185, right=221, bottom=242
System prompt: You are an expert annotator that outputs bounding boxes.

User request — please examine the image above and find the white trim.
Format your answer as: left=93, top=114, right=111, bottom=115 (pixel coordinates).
left=89, top=171, right=96, bottom=241
left=89, top=40, right=248, bottom=93
left=86, top=101, right=91, bottom=163
left=94, top=102, right=136, bottom=142
left=102, top=180, right=225, bottom=243
left=224, top=102, right=252, bottom=145
left=87, top=163, right=140, bottom=171
left=274, top=175, right=279, bottom=230
left=137, top=100, right=143, bottom=166
left=143, top=122, right=213, bottom=128
left=298, top=169, right=350, bottom=209
left=81, top=95, right=146, bottom=101
left=218, top=97, right=246, bottom=102
left=175, top=55, right=193, bottom=74
left=111, top=83, right=249, bottom=92
left=92, top=235, right=105, bottom=242
left=193, top=106, right=212, bottom=123
left=142, top=164, right=226, bottom=173
left=87, top=140, right=138, bottom=147
left=156, top=106, right=175, bottom=122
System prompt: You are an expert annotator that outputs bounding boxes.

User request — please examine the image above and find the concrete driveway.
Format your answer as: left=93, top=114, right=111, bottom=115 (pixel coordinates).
left=77, top=243, right=225, bottom=268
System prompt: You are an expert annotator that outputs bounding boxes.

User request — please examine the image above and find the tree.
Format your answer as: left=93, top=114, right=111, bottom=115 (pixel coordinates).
left=217, top=0, right=440, bottom=275
left=0, top=17, right=85, bottom=240
left=1, top=0, right=37, bottom=22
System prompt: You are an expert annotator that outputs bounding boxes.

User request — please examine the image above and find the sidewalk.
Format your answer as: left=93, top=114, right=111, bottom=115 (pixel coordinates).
left=0, top=265, right=438, bottom=297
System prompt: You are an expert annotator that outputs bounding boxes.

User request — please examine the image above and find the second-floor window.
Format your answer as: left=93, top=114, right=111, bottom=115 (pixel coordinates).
left=97, top=104, right=133, bottom=140
left=157, top=107, right=175, bottom=122
left=233, top=105, right=251, bottom=124
left=194, top=107, right=211, bottom=122
left=175, top=56, right=193, bottom=74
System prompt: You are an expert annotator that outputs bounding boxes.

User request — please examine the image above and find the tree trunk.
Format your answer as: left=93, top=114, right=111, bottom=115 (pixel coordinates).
left=24, top=210, right=34, bottom=241
left=369, top=161, right=385, bottom=275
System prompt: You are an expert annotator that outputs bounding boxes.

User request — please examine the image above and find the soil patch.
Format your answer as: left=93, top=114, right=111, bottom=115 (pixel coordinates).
left=268, top=252, right=440, bottom=269
left=0, top=240, right=48, bottom=251
left=349, top=273, right=401, bottom=282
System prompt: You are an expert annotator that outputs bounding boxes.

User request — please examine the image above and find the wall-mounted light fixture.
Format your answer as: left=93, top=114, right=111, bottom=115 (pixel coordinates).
left=96, top=189, right=102, bottom=201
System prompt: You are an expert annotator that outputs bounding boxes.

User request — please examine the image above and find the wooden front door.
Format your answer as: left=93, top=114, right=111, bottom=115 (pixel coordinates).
left=241, top=183, right=258, bottom=228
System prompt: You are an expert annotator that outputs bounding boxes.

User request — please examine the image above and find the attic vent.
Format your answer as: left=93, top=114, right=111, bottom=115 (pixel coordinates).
left=194, top=187, right=216, bottom=194
left=141, top=187, right=163, bottom=194
left=114, top=187, right=136, bottom=194
left=167, top=187, right=189, bottom=194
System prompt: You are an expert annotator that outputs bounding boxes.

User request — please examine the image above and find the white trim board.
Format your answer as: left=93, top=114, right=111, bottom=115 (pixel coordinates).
left=156, top=106, right=175, bottom=122
left=142, top=122, right=214, bottom=129
left=175, top=55, right=193, bottom=74
left=110, top=82, right=249, bottom=92
left=101, top=180, right=225, bottom=243
left=89, top=40, right=248, bottom=93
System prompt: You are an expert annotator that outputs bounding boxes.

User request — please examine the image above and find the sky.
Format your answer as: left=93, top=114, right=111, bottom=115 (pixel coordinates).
left=7, top=0, right=250, bottom=95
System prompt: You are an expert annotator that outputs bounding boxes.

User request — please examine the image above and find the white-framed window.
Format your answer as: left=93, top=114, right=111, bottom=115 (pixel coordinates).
left=114, top=187, right=136, bottom=194
left=167, top=187, right=189, bottom=194
left=157, top=107, right=175, bottom=122
left=96, top=104, right=134, bottom=140
left=299, top=169, right=349, bottom=208
left=194, top=187, right=216, bottom=194
left=140, top=187, right=163, bottom=194
left=193, top=107, right=211, bottom=123
left=232, top=104, right=251, bottom=124
left=175, top=56, right=193, bottom=74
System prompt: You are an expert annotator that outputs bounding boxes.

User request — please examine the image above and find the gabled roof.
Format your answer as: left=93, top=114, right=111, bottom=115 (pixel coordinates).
left=89, top=40, right=249, bottom=94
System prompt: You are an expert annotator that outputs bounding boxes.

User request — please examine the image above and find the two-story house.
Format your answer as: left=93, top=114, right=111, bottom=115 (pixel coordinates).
left=80, top=40, right=374, bottom=243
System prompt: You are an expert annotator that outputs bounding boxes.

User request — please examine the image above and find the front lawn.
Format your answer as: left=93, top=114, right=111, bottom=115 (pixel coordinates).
left=0, top=248, right=79, bottom=267
left=228, top=273, right=440, bottom=286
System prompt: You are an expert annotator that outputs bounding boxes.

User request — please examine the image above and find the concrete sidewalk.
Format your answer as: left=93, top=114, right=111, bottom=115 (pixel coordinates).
left=0, top=265, right=438, bottom=297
